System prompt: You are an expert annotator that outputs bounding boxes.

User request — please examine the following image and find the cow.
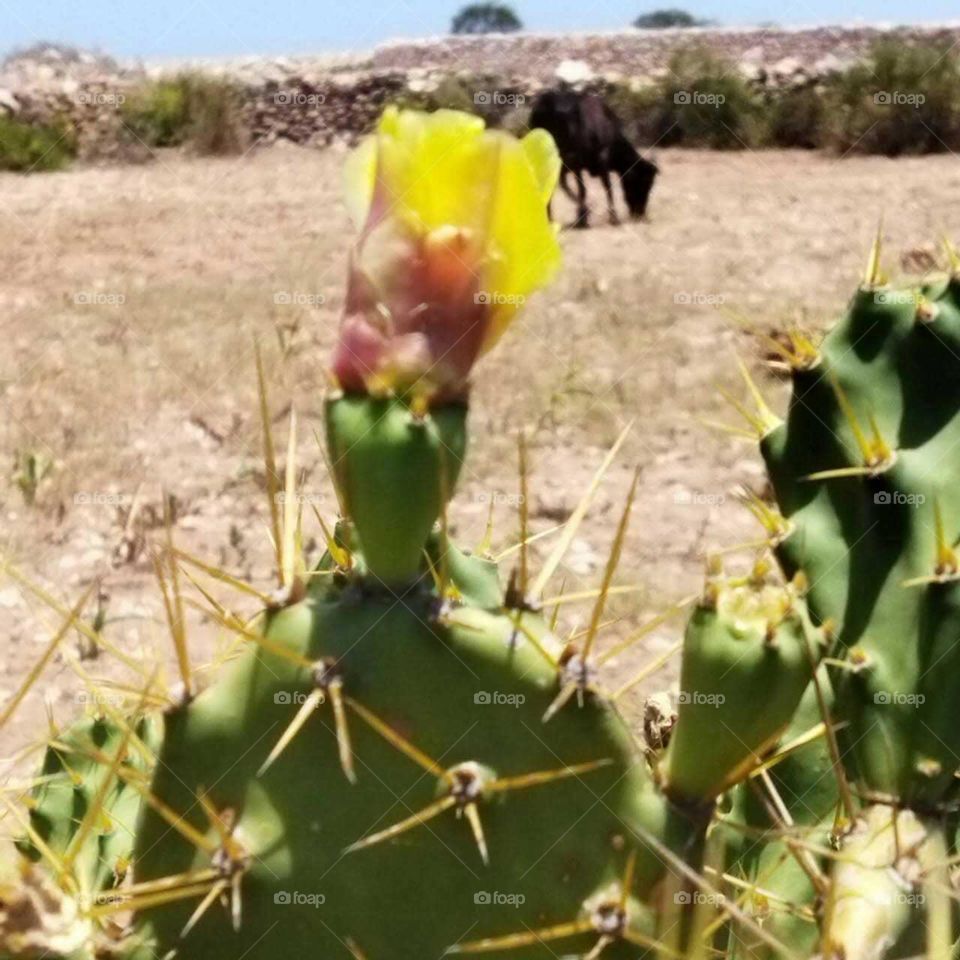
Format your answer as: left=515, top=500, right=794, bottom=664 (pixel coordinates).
left=529, top=90, right=658, bottom=228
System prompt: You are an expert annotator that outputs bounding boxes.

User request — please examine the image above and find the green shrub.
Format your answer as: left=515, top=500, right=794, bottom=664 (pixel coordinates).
left=823, top=39, right=960, bottom=155
left=633, top=8, right=709, bottom=28
left=765, top=84, right=826, bottom=148
left=392, top=74, right=526, bottom=128
left=121, top=74, right=245, bottom=155
left=122, top=77, right=190, bottom=147
left=640, top=47, right=767, bottom=148
left=394, top=76, right=479, bottom=114
left=186, top=76, right=246, bottom=155
left=450, top=2, right=522, bottom=33
left=603, top=82, right=661, bottom=140
left=0, top=115, right=75, bottom=172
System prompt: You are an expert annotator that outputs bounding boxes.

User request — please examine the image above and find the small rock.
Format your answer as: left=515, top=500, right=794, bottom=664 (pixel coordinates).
left=563, top=537, right=601, bottom=576
left=772, top=56, right=803, bottom=77
left=534, top=492, right=570, bottom=522
left=0, top=588, right=21, bottom=609
left=0, top=87, right=19, bottom=114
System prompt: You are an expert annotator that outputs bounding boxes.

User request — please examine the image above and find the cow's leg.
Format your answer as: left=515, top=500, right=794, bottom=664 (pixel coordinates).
left=599, top=168, right=619, bottom=225
left=572, top=170, right=590, bottom=229
left=558, top=167, right=589, bottom=229
left=558, top=167, right=578, bottom=202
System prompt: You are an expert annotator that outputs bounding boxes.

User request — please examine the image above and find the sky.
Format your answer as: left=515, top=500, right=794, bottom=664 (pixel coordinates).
left=2, top=0, right=958, bottom=61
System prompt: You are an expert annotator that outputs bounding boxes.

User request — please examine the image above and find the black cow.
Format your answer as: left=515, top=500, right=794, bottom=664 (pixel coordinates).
left=529, top=90, right=658, bottom=228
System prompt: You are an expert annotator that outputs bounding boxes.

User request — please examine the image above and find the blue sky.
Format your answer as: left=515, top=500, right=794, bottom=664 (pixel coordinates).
left=2, top=0, right=957, bottom=60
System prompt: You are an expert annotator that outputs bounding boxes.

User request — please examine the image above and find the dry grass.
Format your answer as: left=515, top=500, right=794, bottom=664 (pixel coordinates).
left=1, top=144, right=959, bottom=755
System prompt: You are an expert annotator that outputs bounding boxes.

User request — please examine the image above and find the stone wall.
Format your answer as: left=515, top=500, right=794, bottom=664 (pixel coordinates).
left=2, top=25, right=959, bottom=159
left=372, top=24, right=960, bottom=80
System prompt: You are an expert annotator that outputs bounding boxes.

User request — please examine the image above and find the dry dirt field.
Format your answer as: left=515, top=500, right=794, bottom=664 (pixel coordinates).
left=2, top=143, right=960, bottom=767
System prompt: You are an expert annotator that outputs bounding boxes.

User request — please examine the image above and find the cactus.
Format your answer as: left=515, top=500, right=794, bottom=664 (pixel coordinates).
left=747, top=237, right=960, bottom=957
left=760, top=248, right=960, bottom=805
left=3, top=107, right=960, bottom=960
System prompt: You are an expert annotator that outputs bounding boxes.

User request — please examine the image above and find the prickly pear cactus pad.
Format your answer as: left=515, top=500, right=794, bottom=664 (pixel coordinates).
left=759, top=245, right=960, bottom=806
left=2, top=708, right=162, bottom=960
left=130, top=594, right=680, bottom=959
left=661, top=563, right=826, bottom=804
left=725, top=238, right=960, bottom=959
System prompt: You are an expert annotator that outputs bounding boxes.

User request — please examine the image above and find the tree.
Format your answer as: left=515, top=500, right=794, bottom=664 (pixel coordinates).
left=633, top=8, right=708, bottom=28
left=451, top=3, right=523, bottom=34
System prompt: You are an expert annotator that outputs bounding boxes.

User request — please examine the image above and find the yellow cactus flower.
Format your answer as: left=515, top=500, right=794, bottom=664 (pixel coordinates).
left=331, top=106, right=561, bottom=400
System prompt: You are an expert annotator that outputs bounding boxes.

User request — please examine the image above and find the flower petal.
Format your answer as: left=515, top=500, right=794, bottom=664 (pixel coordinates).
left=481, top=133, right=562, bottom=352
left=521, top=128, right=562, bottom=204
left=343, top=133, right=377, bottom=229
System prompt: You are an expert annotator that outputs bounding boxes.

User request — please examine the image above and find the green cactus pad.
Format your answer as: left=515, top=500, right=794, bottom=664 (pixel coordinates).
left=3, top=711, right=161, bottom=960
left=761, top=275, right=960, bottom=803
left=661, top=572, right=824, bottom=804
left=325, top=395, right=468, bottom=587
left=17, top=713, right=160, bottom=901
left=128, top=576, right=686, bottom=959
